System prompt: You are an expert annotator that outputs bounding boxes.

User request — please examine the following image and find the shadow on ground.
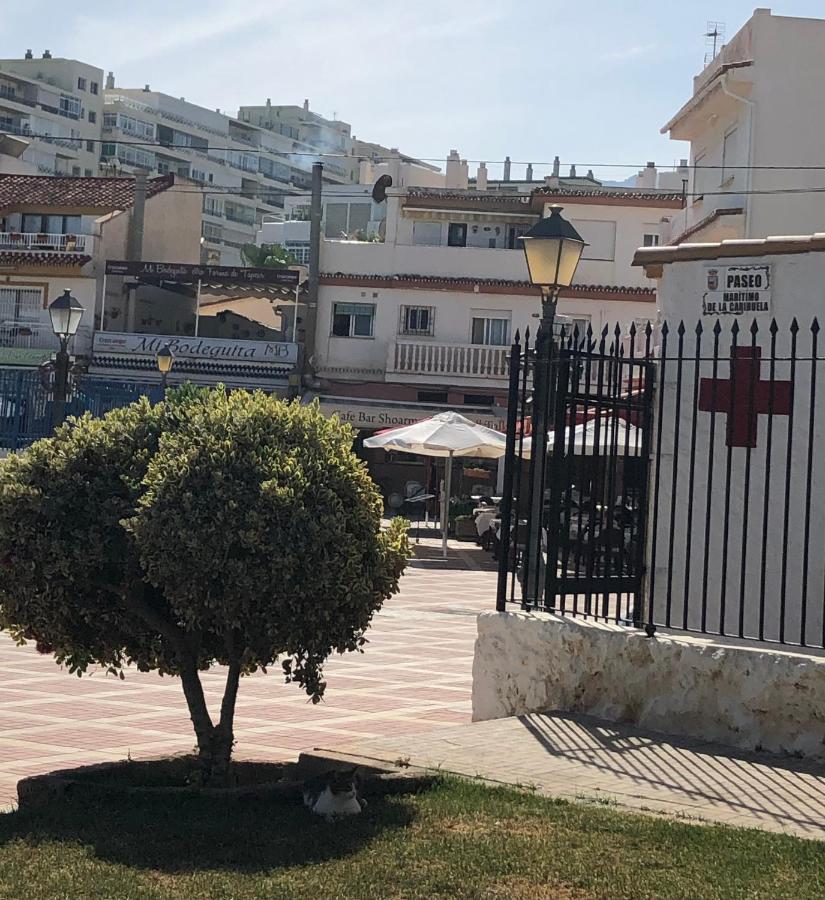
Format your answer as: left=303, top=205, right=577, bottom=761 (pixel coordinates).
left=0, top=789, right=419, bottom=874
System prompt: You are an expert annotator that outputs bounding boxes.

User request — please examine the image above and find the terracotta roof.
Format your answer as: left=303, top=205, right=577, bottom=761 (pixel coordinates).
left=405, top=188, right=534, bottom=206
left=535, top=186, right=684, bottom=205
left=320, top=272, right=656, bottom=301
left=0, top=174, right=176, bottom=213
left=0, top=250, right=91, bottom=268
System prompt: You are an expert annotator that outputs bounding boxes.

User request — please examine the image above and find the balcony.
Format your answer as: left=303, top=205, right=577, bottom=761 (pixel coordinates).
left=0, top=233, right=90, bottom=253
left=387, top=340, right=509, bottom=381
left=0, top=320, right=92, bottom=352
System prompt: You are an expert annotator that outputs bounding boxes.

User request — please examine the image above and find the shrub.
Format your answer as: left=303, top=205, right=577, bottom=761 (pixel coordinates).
left=0, top=388, right=409, bottom=782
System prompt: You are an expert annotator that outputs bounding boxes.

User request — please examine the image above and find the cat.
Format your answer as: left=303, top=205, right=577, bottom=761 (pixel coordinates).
left=302, top=767, right=367, bottom=822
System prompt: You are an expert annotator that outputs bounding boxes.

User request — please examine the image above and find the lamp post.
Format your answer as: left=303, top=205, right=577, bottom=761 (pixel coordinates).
left=520, top=205, right=586, bottom=603
left=156, top=344, right=175, bottom=391
left=47, top=289, right=85, bottom=427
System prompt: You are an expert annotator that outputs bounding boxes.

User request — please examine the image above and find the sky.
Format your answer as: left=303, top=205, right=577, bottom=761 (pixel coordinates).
left=2, top=1, right=825, bottom=182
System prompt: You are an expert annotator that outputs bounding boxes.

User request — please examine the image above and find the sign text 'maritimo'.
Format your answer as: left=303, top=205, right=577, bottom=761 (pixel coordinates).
left=702, top=264, right=771, bottom=316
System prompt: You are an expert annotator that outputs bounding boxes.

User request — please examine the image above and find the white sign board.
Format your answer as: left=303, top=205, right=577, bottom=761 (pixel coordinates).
left=702, top=264, right=771, bottom=316
left=317, top=399, right=506, bottom=432
left=94, top=332, right=299, bottom=365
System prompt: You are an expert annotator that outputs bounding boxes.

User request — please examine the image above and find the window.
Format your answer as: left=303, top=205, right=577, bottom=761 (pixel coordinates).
left=87, top=110, right=96, bottom=124
left=721, top=128, right=739, bottom=184
left=71, top=165, right=81, bottom=177
left=471, top=314, right=509, bottom=346
left=84, top=168, right=93, bottom=177
left=59, top=94, right=82, bottom=119
left=463, top=394, right=495, bottom=406
left=399, top=305, right=434, bottom=336
left=507, top=225, right=528, bottom=249
left=447, top=222, right=467, bottom=247
left=325, top=203, right=349, bottom=238
left=412, top=221, right=442, bottom=246
left=86, top=139, right=95, bottom=152
left=332, top=302, right=375, bottom=337
left=285, top=241, right=311, bottom=264
left=643, top=233, right=660, bottom=247
left=570, top=219, right=616, bottom=261
left=418, top=391, right=448, bottom=403
left=77, top=77, right=87, bottom=91
left=90, top=81, right=99, bottom=95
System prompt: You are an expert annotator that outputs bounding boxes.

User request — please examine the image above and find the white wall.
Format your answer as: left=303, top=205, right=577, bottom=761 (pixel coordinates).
left=314, top=282, right=655, bottom=378
left=649, top=248, right=825, bottom=645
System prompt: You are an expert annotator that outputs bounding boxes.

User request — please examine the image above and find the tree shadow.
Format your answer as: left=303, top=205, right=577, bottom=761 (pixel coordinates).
left=0, top=789, right=420, bottom=874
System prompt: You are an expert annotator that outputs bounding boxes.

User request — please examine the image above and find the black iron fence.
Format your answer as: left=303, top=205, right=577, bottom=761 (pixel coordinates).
left=496, top=317, right=825, bottom=650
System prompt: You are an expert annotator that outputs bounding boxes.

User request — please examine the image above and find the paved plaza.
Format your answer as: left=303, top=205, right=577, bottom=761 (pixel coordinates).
left=0, top=532, right=494, bottom=810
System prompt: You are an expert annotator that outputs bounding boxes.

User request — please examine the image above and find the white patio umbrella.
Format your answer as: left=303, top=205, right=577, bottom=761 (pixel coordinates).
left=363, top=411, right=507, bottom=558
left=520, top=417, right=643, bottom=458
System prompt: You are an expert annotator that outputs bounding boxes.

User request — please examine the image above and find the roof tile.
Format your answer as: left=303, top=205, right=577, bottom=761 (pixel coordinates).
left=0, top=174, right=175, bottom=212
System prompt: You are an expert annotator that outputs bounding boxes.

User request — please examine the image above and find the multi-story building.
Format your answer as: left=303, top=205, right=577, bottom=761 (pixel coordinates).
left=661, top=8, right=825, bottom=243
left=103, top=87, right=354, bottom=266
left=302, top=181, right=683, bottom=500
left=238, top=99, right=353, bottom=185
left=0, top=172, right=199, bottom=367
left=0, top=51, right=104, bottom=177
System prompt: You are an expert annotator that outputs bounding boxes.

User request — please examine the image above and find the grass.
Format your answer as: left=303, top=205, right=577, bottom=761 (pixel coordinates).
left=0, top=776, right=823, bottom=899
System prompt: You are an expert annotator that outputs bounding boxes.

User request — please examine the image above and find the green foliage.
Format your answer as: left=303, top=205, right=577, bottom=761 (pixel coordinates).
left=0, top=389, right=409, bottom=761
left=240, top=243, right=298, bottom=268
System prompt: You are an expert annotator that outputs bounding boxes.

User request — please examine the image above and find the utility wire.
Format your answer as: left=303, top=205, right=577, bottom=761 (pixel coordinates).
left=7, top=131, right=825, bottom=171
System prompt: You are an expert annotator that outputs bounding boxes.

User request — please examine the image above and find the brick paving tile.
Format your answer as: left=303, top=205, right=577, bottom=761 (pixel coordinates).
left=0, top=534, right=495, bottom=810
left=345, top=711, right=825, bottom=840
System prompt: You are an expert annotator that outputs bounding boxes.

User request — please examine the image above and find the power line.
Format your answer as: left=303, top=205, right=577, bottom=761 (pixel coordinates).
left=8, top=131, right=825, bottom=172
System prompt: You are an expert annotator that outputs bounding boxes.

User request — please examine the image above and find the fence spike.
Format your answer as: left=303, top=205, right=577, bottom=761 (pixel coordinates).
left=790, top=317, right=800, bottom=334
left=677, top=320, right=686, bottom=337
left=712, top=318, right=722, bottom=336
left=629, top=321, right=637, bottom=338
left=514, top=328, right=521, bottom=344
left=812, top=317, right=821, bottom=334
left=661, top=320, right=670, bottom=337
left=769, top=318, right=779, bottom=336
left=750, top=318, right=759, bottom=336
left=731, top=319, right=740, bottom=337
left=695, top=319, right=703, bottom=336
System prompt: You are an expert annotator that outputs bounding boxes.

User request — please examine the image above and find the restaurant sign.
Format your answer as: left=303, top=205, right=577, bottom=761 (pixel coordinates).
left=702, top=264, right=771, bottom=316
left=104, top=259, right=300, bottom=286
left=94, top=332, right=299, bottom=365
left=317, top=399, right=506, bottom=432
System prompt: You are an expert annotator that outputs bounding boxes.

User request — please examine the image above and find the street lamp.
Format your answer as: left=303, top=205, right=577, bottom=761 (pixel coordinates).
left=520, top=205, right=586, bottom=604
left=47, top=289, right=85, bottom=426
left=156, top=344, right=175, bottom=391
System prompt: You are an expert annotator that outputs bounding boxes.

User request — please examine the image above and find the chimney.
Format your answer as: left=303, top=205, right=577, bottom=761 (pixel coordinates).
left=476, top=162, right=488, bottom=191
left=143, top=84, right=150, bottom=92
left=24, top=49, right=33, bottom=59
left=636, top=161, right=657, bottom=189
left=266, top=97, right=271, bottom=106
left=526, top=162, right=533, bottom=181
left=105, top=71, right=115, bottom=90
left=446, top=150, right=461, bottom=188
left=569, top=164, right=577, bottom=177
left=503, top=155, right=511, bottom=181
left=359, top=158, right=374, bottom=184
left=586, top=169, right=595, bottom=181
left=303, top=98, right=310, bottom=112
left=42, top=50, right=51, bottom=59
left=552, top=155, right=560, bottom=177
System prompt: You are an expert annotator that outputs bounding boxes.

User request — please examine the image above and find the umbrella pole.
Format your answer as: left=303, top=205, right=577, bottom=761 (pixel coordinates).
left=442, top=450, right=453, bottom=559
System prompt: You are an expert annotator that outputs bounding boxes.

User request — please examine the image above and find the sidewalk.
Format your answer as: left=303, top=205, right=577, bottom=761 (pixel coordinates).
left=334, top=711, right=825, bottom=840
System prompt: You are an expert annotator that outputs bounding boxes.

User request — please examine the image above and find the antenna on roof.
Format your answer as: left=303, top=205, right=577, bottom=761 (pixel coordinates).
left=704, top=21, right=726, bottom=66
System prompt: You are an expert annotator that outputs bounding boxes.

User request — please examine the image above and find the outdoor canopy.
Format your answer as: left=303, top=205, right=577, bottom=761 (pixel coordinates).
left=519, top=417, right=644, bottom=458
left=363, top=411, right=507, bottom=557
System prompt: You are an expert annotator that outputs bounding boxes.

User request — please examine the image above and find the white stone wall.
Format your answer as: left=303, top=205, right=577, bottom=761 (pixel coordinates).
left=473, top=611, right=825, bottom=760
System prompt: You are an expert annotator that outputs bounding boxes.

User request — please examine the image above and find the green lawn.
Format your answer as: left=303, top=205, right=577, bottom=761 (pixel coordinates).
left=0, top=776, right=822, bottom=899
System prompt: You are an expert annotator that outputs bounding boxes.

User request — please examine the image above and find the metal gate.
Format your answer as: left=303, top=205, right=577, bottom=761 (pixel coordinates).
left=496, top=324, right=656, bottom=624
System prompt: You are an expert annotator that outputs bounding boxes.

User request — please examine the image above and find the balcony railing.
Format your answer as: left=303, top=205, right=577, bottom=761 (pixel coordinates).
left=388, top=340, right=509, bottom=379
left=0, top=233, right=89, bottom=252
left=0, top=320, right=92, bottom=351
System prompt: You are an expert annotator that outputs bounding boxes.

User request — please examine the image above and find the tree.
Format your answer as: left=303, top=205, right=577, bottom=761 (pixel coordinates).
left=241, top=243, right=298, bottom=268
left=0, top=389, right=408, bottom=783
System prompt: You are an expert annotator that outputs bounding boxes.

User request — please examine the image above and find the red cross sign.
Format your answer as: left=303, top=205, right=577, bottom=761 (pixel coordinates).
left=698, top=347, right=792, bottom=448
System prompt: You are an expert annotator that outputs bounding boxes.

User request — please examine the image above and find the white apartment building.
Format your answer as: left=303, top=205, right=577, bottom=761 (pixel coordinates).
left=102, top=87, right=354, bottom=266
left=238, top=99, right=353, bottom=184
left=661, top=8, right=825, bottom=243
left=0, top=52, right=104, bottom=177
left=306, top=183, right=683, bottom=436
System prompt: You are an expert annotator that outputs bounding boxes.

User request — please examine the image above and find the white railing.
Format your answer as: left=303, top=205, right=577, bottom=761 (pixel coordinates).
left=0, top=233, right=89, bottom=252
left=0, top=321, right=92, bottom=351
left=388, top=340, right=509, bottom=379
